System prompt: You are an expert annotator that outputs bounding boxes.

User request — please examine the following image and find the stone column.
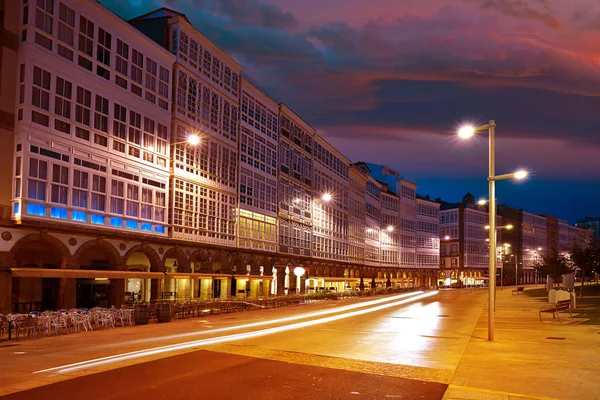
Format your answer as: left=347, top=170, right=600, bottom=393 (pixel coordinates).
left=299, top=275, right=306, bottom=294
left=109, top=279, right=125, bottom=308
left=0, top=271, right=12, bottom=314
left=276, top=268, right=286, bottom=296
left=58, top=257, right=77, bottom=310
left=289, top=271, right=297, bottom=294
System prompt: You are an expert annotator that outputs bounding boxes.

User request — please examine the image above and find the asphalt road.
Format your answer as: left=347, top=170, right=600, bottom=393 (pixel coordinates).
left=2, top=289, right=488, bottom=400
left=5, top=350, right=448, bottom=400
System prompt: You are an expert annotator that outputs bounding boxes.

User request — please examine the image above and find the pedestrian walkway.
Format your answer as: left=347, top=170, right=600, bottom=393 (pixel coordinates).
left=444, top=285, right=600, bottom=400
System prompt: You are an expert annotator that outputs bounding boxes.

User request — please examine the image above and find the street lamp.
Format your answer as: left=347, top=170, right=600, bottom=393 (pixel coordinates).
left=172, top=134, right=201, bottom=147
left=457, top=120, right=529, bottom=341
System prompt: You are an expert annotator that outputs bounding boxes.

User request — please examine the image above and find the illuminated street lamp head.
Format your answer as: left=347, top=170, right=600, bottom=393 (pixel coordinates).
left=187, top=134, right=200, bottom=146
left=444, top=235, right=450, bottom=240
left=387, top=226, right=394, bottom=232
left=513, top=170, right=528, bottom=180
left=457, top=125, right=476, bottom=139
left=322, top=193, right=332, bottom=202
left=537, top=247, right=542, bottom=251
left=503, top=243, right=511, bottom=247
left=478, top=199, right=487, bottom=205
left=505, top=224, right=513, bottom=230
left=485, top=225, right=491, bottom=230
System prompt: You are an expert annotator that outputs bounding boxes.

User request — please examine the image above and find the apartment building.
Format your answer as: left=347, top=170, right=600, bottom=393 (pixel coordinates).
left=1, top=2, right=443, bottom=314
left=438, top=193, right=501, bottom=286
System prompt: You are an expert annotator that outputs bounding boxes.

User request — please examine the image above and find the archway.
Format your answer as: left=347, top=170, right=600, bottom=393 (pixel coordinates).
left=73, top=240, right=123, bottom=309
left=125, top=251, right=152, bottom=303
left=9, top=234, right=70, bottom=312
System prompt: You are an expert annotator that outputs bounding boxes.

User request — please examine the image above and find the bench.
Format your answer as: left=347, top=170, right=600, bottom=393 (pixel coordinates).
left=512, top=286, right=525, bottom=295
left=539, top=299, right=572, bottom=322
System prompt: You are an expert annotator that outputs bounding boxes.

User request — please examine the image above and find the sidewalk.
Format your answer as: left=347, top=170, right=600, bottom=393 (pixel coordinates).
left=444, top=286, right=600, bottom=400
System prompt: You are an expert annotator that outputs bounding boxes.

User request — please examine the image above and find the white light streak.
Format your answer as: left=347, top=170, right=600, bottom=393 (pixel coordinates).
left=35, top=291, right=438, bottom=375
left=93, top=292, right=424, bottom=347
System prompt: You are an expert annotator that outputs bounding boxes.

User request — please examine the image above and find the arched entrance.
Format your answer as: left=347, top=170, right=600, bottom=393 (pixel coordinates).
left=9, top=234, right=69, bottom=312
left=125, top=251, right=152, bottom=303
left=74, top=240, right=122, bottom=309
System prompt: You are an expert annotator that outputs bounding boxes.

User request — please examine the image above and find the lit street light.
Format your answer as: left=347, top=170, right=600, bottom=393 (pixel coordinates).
left=172, top=133, right=201, bottom=147
left=457, top=120, right=529, bottom=341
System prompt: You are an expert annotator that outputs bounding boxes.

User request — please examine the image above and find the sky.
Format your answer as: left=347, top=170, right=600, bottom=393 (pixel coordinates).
left=103, top=0, right=600, bottom=223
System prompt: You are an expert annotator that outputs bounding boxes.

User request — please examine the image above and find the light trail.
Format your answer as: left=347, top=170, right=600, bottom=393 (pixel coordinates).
left=35, top=291, right=438, bottom=375
left=100, top=291, right=424, bottom=347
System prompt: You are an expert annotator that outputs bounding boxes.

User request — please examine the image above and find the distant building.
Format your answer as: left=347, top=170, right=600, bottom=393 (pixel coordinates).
left=574, top=216, right=600, bottom=241
left=500, top=205, right=591, bottom=285
left=437, top=193, right=500, bottom=286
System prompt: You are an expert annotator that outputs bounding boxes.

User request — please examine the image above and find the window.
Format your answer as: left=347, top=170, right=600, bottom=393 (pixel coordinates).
left=72, top=169, right=88, bottom=208
left=32, top=66, right=51, bottom=111
left=51, top=164, right=68, bottom=204
left=156, top=123, right=167, bottom=155
left=155, top=192, right=165, bottom=222
left=113, top=103, right=127, bottom=140
left=131, top=48, right=143, bottom=84
left=35, top=0, right=53, bottom=50
left=91, top=174, right=106, bottom=211
left=93, top=95, right=109, bottom=133
left=110, top=179, right=124, bottom=214
left=126, top=183, right=139, bottom=217
left=145, top=58, right=156, bottom=91
left=96, top=27, right=111, bottom=65
left=141, top=187, right=152, bottom=220
left=57, top=3, right=74, bottom=60
left=128, top=110, right=141, bottom=145
left=75, top=86, right=91, bottom=126
left=78, top=16, right=94, bottom=70
left=54, top=76, right=72, bottom=134
left=115, top=39, right=128, bottom=88
left=28, top=158, right=47, bottom=201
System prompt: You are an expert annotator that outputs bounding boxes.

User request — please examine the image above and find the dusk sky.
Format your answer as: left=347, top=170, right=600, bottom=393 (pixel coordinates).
left=104, top=0, right=600, bottom=223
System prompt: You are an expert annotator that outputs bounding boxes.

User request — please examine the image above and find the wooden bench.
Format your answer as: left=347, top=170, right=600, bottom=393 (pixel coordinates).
left=539, top=299, right=572, bottom=322
left=512, top=286, right=525, bottom=295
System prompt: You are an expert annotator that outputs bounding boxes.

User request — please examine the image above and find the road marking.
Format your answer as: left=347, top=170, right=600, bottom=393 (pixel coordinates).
left=35, top=291, right=438, bottom=375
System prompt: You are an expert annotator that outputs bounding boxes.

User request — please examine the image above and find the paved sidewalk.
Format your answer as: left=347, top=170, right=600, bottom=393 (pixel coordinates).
left=444, top=286, right=600, bottom=400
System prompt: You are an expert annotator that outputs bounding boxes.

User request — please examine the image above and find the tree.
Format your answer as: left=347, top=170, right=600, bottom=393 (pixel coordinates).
left=569, top=239, right=600, bottom=299
left=533, top=252, right=575, bottom=289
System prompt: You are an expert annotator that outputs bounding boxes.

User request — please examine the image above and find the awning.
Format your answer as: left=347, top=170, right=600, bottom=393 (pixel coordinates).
left=10, top=268, right=164, bottom=279
left=306, top=276, right=358, bottom=282
left=165, top=273, right=273, bottom=280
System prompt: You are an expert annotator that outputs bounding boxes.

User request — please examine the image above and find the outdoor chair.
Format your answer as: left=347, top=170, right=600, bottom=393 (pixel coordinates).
left=51, top=311, right=70, bottom=335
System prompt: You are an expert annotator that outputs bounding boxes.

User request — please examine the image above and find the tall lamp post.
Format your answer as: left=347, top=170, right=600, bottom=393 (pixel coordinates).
left=458, top=121, right=528, bottom=341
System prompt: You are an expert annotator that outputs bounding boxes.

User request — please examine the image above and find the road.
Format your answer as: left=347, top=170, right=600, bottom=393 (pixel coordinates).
left=1, top=289, right=488, bottom=399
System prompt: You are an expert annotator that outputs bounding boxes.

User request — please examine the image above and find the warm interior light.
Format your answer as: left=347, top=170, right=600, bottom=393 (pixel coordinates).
left=293, top=198, right=301, bottom=204
left=503, top=243, right=511, bottom=247
left=367, top=228, right=374, bottom=233
left=322, top=193, right=332, bottom=202
left=187, top=135, right=200, bottom=145
left=457, top=125, right=475, bottom=139
left=513, top=170, right=528, bottom=180
left=505, top=224, right=513, bottom=230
